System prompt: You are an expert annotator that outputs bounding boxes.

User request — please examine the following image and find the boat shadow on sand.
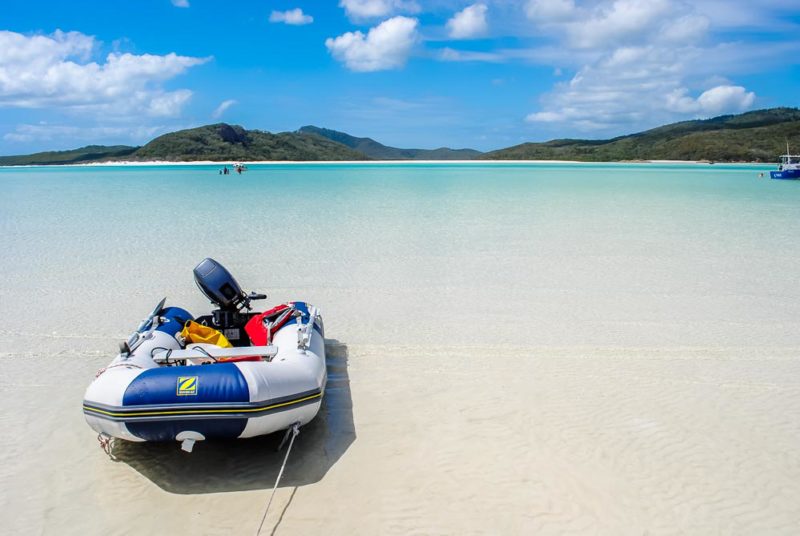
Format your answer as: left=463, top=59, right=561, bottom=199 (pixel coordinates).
left=109, top=339, right=355, bottom=494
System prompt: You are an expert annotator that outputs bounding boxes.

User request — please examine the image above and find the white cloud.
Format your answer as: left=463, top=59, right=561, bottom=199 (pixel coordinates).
left=147, top=90, right=192, bottom=117
left=666, top=85, right=755, bottom=115
left=521, top=0, right=758, bottom=134
left=212, top=99, right=237, bottom=119
left=326, top=16, right=419, bottom=72
left=338, top=0, right=420, bottom=20
left=523, top=0, right=708, bottom=49
left=665, top=88, right=701, bottom=114
left=438, top=47, right=504, bottom=62
left=446, top=4, right=489, bottom=39
left=525, top=0, right=575, bottom=21
left=0, top=30, right=208, bottom=118
left=0, top=29, right=93, bottom=66
left=691, top=0, right=799, bottom=28
left=3, top=123, right=165, bottom=144
left=526, top=111, right=563, bottom=122
left=269, top=8, right=313, bottom=25
left=659, top=14, right=710, bottom=43
left=171, top=0, right=189, bottom=7
left=564, top=0, right=676, bottom=49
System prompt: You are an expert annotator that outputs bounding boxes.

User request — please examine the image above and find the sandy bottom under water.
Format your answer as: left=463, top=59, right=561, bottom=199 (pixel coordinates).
left=2, top=164, right=800, bottom=534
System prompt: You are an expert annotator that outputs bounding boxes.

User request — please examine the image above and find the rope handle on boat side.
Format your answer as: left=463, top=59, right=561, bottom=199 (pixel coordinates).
left=255, top=422, right=301, bottom=536
left=95, top=362, right=143, bottom=378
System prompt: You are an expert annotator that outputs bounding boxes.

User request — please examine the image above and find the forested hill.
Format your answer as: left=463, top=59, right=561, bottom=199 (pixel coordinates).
left=2, top=108, right=799, bottom=165
left=298, top=125, right=483, bottom=160
left=0, top=145, right=137, bottom=166
left=0, top=124, right=366, bottom=165
left=133, top=124, right=367, bottom=161
left=483, top=108, right=800, bottom=162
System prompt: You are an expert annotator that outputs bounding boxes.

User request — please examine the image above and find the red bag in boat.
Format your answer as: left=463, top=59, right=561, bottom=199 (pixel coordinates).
left=245, top=303, right=293, bottom=345
left=218, top=355, right=263, bottom=363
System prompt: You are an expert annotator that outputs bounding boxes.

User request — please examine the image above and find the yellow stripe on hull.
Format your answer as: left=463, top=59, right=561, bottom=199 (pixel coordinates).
left=83, top=393, right=321, bottom=418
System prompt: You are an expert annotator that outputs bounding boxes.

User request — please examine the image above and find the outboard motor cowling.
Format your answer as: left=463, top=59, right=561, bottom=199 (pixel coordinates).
left=192, top=258, right=267, bottom=340
left=193, top=258, right=246, bottom=311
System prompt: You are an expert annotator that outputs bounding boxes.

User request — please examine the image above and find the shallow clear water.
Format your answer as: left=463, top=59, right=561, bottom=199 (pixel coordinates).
left=3, top=163, right=800, bottom=536
left=1, top=162, right=798, bottom=355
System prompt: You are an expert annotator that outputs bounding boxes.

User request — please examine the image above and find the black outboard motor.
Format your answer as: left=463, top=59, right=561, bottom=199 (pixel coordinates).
left=194, top=258, right=247, bottom=311
left=193, top=258, right=266, bottom=342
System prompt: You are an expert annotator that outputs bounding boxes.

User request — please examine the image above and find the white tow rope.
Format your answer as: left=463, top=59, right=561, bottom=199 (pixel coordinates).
left=255, top=422, right=300, bottom=536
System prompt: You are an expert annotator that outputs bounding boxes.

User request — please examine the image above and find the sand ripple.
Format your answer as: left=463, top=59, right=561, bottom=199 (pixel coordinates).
left=1, top=346, right=799, bottom=534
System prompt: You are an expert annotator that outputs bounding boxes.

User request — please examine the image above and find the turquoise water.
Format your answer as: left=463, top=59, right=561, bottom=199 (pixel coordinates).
left=2, top=162, right=799, bottom=355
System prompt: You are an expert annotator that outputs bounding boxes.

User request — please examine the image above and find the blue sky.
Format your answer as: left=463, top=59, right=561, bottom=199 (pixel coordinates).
left=1, top=0, right=798, bottom=153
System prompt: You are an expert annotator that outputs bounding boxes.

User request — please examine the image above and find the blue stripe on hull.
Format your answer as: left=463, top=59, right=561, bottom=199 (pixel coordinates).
left=123, top=363, right=250, bottom=406
left=122, top=363, right=249, bottom=440
left=84, top=388, right=323, bottom=421
left=125, top=418, right=247, bottom=441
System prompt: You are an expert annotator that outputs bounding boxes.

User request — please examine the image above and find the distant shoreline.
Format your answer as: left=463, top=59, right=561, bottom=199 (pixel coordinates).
left=0, top=159, right=772, bottom=168
left=1, top=108, right=795, bottom=168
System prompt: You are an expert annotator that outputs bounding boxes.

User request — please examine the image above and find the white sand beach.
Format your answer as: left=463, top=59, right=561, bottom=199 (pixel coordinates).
left=3, top=345, right=799, bottom=535
left=70, top=159, right=721, bottom=166
left=2, top=159, right=770, bottom=170
left=1, top=163, right=798, bottom=535
left=6, top=159, right=591, bottom=168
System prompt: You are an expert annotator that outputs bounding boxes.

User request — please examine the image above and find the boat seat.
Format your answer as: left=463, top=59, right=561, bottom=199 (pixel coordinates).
left=153, top=344, right=278, bottom=364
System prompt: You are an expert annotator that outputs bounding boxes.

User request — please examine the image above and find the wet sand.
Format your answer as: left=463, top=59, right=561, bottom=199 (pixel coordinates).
left=2, top=345, right=799, bottom=535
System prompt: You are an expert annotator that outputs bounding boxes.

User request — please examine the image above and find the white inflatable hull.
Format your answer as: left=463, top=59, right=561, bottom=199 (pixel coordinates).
left=83, top=303, right=326, bottom=446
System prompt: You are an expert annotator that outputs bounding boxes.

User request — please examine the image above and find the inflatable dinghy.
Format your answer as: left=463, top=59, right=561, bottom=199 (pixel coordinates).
left=83, top=258, right=326, bottom=453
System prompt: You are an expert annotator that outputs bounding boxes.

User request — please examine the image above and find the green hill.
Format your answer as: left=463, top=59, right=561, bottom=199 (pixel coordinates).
left=484, top=108, right=800, bottom=162
left=298, top=125, right=482, bottom=160
left=0, top=145, right=138, bottom=166
left=134, top=124, right=367, bottom=161
left=3, top=109, right=799, bottom=165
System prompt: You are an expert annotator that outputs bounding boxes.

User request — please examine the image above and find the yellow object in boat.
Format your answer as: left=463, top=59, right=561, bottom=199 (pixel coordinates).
left=180, top=320, right=232, bottom=348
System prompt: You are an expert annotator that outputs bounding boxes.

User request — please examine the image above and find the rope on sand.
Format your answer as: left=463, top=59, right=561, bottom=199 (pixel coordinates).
left=255, top=423, right=301, bottom=536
